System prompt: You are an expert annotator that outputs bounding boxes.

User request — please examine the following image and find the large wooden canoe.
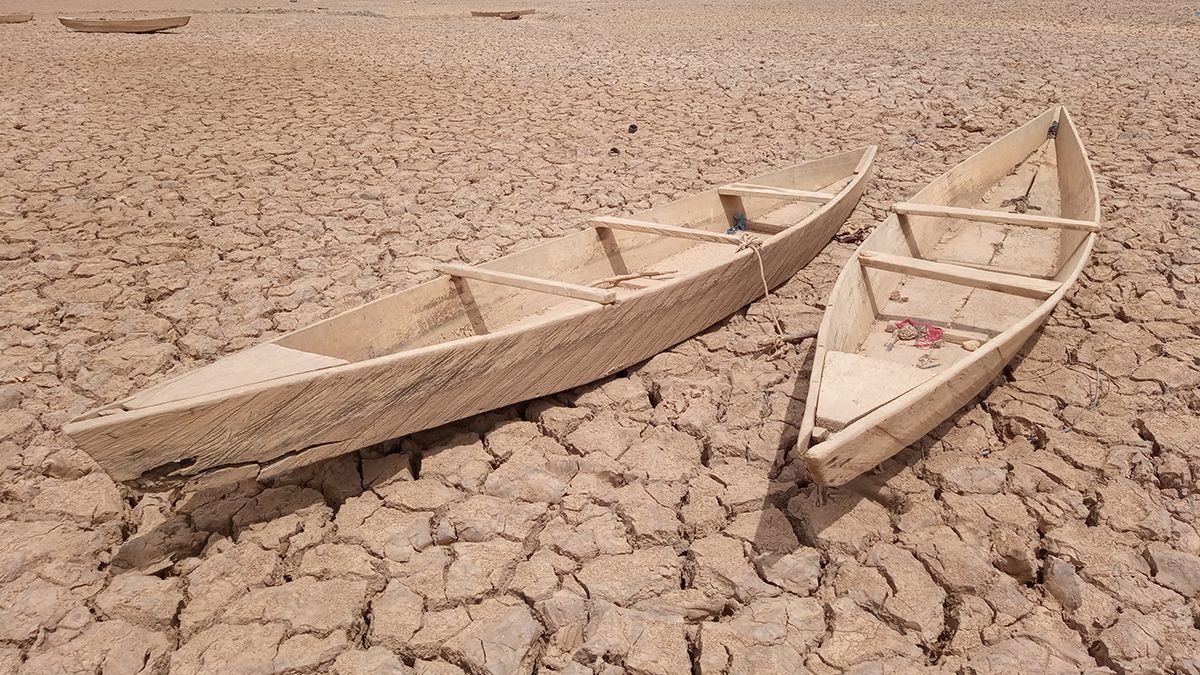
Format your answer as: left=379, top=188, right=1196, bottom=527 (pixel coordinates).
left=0, top=13, right=34, bottom=23
left=58, top=16, right=189, bottom=33
left=801, top=107, right=1098, bottom=486
left=66, top=146, right=876, bottom=489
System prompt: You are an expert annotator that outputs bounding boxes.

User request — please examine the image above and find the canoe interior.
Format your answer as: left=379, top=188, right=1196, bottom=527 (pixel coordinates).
left=101, top=149, right=867, bottom=414
left=813, top=107, right=1098, bottom=433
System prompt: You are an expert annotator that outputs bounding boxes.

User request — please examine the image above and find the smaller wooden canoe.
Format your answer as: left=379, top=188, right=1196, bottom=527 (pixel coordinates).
left=59, top=15, right=190, bottom=33
left=471, top=8, right=535, bottom=18
left=800, top=106, right=1099, bottom=486
left=0, top=13, right=34, bottom=23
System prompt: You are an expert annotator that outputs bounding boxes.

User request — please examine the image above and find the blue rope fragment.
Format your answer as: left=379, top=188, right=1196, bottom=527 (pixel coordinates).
left=726, top=213, right=747, bottom=235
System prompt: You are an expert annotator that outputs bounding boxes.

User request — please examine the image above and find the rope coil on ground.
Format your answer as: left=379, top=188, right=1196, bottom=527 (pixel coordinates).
left=736, top=232, right=787, bottom=354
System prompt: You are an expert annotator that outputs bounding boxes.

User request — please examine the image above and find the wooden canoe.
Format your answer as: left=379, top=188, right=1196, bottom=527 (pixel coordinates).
left=58, top=15, right=190, bottom=33
left=470, top=9, right=535, bottom=17
left=0, top=13, right=34, bottom=23
left=800, top=106, right=1099, bottom=486
left=65, top=146, right=877, bottom=489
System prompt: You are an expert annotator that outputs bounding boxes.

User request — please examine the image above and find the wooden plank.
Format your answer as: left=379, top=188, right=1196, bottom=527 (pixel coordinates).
left=893, top=202, right=1099, bottom=232
left=590, top=216, right=742, bottom=245
left=718, top=183, right=834, bottom=203
left=436, top=264, right=617, bottom=305
left=858, top=251, right=1060, bottom=299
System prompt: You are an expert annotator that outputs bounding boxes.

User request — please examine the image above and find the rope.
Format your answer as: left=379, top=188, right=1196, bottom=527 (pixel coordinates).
left=736, top=232, right=786, bottom=354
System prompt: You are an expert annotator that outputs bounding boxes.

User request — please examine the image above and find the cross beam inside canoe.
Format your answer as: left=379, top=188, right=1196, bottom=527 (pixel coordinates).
left=857, top=251, right=1061, bottom=299
left=893, top=202, right=1100, bottom=232
left=437, top=264, right=617, bottom=304
left=718, top=183, right=835, bottom=203
left=590, top=216, right=743, bottom=245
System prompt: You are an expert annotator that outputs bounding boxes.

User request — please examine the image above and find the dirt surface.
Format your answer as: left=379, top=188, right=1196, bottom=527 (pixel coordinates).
left=2, top=0, right=1199, bottom=672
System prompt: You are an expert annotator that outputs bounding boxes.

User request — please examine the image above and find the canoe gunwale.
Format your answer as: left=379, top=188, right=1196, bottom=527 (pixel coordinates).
left=800, top=106, right=1099, bottom=486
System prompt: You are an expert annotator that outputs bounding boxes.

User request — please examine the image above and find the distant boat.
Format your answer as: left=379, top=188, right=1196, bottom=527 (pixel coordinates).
left=800, top=106, right=1099, bottom=486
left=471, top=8, right=535, bottom=18
left=64, top=146, right=876, bottom=490
left=0, top=13, right=34, bottom=23
left=58, top=15, right=190, bottom=33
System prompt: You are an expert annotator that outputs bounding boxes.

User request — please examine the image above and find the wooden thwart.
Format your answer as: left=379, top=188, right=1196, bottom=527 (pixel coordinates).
left=719, top=183, right=835, bottom=203
left=858, top=251, right=1060, bottom=299
left=590, top=216, right=742, bottom=245
left=437, top=264, right=616, bottom=305
left=893, top=202, right=1100, bottom=232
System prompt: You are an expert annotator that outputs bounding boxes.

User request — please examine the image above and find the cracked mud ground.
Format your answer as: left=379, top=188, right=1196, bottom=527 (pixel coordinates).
left=2, top=0, right=1198, bottom=672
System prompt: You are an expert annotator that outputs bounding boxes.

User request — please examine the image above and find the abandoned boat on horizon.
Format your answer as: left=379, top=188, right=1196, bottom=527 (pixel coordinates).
left=58, top=15, right=190, bottom=33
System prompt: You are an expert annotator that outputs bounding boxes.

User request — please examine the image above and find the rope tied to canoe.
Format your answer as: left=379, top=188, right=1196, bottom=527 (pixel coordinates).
left=736, top=232, right=787, bottom=354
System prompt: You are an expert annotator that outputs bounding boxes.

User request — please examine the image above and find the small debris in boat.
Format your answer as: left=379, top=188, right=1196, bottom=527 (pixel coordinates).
left=962, top=339, right=981, bottom=352
left=628, top=123, right=638, bottom=133
left=1000, top=194, right=1040, bottom=213
left=888, top=290, right=908, bottom=302
left=470, top=8, right=536, bottom=18
left=916, top=353, right=941, bottom=369
left=887, top=318, right=944, bottom=349
left=590, top=269, right=675, bottom=288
